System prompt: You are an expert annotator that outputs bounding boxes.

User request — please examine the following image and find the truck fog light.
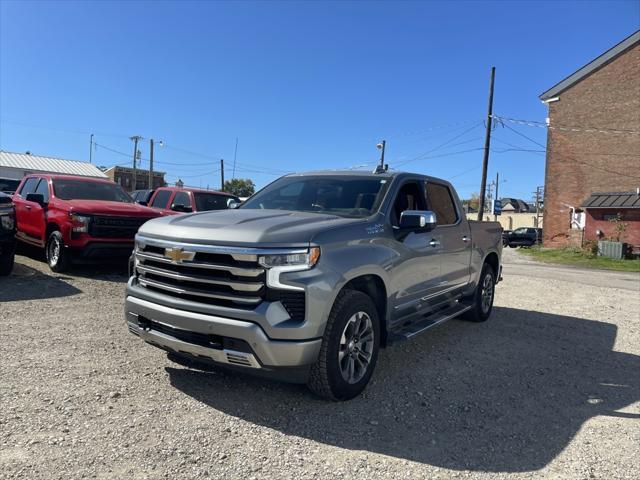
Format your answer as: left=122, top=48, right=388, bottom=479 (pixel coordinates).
left=0, top=214, right=14, bottom=230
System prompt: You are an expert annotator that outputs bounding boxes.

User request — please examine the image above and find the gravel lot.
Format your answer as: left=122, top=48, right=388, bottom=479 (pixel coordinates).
left=1, top=248, right=639, bottom=479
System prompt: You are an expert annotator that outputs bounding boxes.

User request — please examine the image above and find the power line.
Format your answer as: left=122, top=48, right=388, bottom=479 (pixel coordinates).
left=492, top=115, right=640, bottom=136
left=392, top=122, right=484, bottom=167
left=499, top=122, right=547, bottom=149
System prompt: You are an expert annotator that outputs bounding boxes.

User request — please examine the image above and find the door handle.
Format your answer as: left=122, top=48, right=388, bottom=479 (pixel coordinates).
left=429, top=239, right=440, bottom=247
left=462, top=236, right=470, bottom=243
left=25, top=205, right=31, bottom=210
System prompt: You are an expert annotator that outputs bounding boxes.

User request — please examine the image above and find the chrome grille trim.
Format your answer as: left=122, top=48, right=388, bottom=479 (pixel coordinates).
left=138, top=277, right=262, bottom=305
left=136, top=264, right=263, bottom=292
left=136, top=235, right=308, bottom=257
left=135, top=251, right=263, bottom=277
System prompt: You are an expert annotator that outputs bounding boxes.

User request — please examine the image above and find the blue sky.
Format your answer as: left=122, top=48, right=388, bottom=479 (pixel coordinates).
left=1, top=0, right=638, bottom=200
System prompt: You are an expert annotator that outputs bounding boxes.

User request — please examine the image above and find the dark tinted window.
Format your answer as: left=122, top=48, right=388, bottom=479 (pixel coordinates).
left=34, top=178, right=50, bottom=202
left=172, top=191, right=191, bottom=208
left=241, top=176, right=390, bottom=218
left=151, top=190, right=172, bottom=208
left=426, top=182, right=458, bottom=225
left=19, top=177, right=40, bottom=197
left=194, top=192, right=234, bottom=211
left=53, top=180, right=133, bottom=202
left=0, top=178, right=21, bottom=193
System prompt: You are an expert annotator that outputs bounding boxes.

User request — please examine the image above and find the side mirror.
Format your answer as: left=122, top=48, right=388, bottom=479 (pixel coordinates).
left=399, top=210, right=437, bottom=231
left=170, top=203, right=192, bottom=213
left=26, top=193, right=46, bottom=206
left=227, top=199, right=241, bottom=209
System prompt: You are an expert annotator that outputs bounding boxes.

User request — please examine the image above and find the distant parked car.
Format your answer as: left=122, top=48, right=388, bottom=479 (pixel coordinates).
left=0, top=192, right=16, bottom=275
left=0, top=177, right=21, bottom=194
left=146, top=186, right=240, bottom=215
left=503, top=227, right=542, bottom=247
left=131, top=189, right=155, bottom=205
left=12, top=174, right=161, bottom=272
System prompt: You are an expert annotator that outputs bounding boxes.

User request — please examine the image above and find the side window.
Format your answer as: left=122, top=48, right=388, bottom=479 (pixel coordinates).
left=34, top=178, right=50, bottom=202
left=425, top=182, right=458, bottom=225
left=19, top=177, right=39, bottom=197
left=172, top=191, right=191, bottom=208
left=391, top=181, right=427, bottom=227
left=151, top=190, right=172, bottom=208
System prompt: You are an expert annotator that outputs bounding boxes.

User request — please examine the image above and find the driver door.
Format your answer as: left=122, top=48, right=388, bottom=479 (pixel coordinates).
left=388, top=180, right=443, bottom=323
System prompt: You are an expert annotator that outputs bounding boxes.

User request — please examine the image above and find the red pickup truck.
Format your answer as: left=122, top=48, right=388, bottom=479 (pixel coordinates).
left=146, top=186, right=240, bottom=215
left=13, top=174, right=161, bottom=272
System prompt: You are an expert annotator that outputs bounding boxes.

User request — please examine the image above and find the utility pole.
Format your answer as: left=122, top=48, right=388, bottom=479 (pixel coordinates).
left=89, top=134, right=94, bottom=164
left=494, top=172, right=499, bottom=221
left=533, top=186, right=544, bottom=228
left=149, top=139, right=155, bottom=190
left=220, top=158, right=225, bottom=191
left=232, top=137, right=238, bottom=180
left=477, top=66, right=496, bottom=221
left=130, top=135, right=142, bottom=191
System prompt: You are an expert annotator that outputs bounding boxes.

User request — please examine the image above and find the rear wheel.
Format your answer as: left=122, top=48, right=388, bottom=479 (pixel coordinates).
left=461, top=263, right=495, bottom=322
left=307, top=290, right=380, bottom=400
left=46, top=231, right=71, bottom=273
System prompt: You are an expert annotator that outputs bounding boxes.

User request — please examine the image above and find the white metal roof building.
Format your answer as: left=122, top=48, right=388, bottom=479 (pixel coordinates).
left=0, top=151, right=108, bottom=180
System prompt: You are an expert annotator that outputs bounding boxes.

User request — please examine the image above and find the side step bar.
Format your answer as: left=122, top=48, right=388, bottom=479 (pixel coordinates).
left=388, top=302, right=472, bottom=343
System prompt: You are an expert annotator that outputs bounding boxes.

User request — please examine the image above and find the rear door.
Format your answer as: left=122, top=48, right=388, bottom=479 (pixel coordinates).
left=148, top=189, right=173, bottom=214
left=425, top=181, right=472, bottom=292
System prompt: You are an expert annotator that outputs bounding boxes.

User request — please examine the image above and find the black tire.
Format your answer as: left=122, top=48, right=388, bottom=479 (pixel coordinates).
left=0, top=245, right=15, bottom=276
left=45, top=231, right=71, bottom=273
left=307, top=290, right=380, bottom=401
left=461, top=263, right=495, bottom=323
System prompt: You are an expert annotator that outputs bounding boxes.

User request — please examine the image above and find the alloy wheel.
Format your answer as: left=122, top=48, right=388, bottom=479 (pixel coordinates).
left=338, top=311, right=375, bottom=384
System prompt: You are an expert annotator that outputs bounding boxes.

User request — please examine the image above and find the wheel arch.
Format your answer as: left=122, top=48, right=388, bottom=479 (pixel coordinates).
left=337, top=273, right=389, bottom=347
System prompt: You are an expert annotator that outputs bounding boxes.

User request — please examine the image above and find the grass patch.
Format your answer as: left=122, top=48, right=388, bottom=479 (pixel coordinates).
left=519, top=247, right=640, bottom=272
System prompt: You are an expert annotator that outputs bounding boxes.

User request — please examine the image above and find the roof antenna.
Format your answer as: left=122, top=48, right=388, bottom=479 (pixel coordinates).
left=374, top=140, right=388, bottom=173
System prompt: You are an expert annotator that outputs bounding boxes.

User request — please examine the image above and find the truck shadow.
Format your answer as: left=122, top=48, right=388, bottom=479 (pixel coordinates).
left=0, top=261, right=82, bottom=302
left=166, top=307, right=640, bottom=472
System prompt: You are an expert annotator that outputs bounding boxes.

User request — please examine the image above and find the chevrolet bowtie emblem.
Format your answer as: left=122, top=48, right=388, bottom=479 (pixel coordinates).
left=164, top=247, right=195, bottom=263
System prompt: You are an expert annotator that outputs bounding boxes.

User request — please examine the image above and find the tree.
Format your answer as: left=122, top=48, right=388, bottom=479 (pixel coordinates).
left=223, top=178, right=255, bottom=197
left=462, top=192, right=480, bottom=212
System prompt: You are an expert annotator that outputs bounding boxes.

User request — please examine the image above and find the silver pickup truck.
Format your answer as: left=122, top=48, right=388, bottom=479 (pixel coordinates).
left=125, top=170, right=502, bottom=400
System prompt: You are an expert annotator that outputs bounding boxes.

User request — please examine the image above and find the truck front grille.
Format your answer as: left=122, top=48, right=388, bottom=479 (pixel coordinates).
left=134, top=238, right=267, bottom=308
left=90, top=216, right=151, bottom=239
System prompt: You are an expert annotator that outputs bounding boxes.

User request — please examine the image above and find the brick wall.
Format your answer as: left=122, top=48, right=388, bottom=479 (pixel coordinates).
left=584, top=208, right=640, bottom=246
left=543, top=43, right=640, bottom=247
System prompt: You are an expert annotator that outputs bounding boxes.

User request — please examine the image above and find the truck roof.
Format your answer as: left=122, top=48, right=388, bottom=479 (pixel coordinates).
left=155, top=186, right=237, bottom=197
left=25, top=173, right=117, bottom=184
left=284, top=169, right=454, bottom=187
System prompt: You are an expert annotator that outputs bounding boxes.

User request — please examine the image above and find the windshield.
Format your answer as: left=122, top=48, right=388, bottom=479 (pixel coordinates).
left=194, top=192, right=237, bottom=211
left=53, top=180, right=133, bottom=203
left=241, top=175, right=389, bottom=218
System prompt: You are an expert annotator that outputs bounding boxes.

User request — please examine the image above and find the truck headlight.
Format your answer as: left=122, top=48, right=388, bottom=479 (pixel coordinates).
left=259, top=247, right=320, bottom=291
left=0, top=213, right=14, bottom=230
left=69, top=213, right=91, bottom=233
left=258, top=247, right=320, bottom=268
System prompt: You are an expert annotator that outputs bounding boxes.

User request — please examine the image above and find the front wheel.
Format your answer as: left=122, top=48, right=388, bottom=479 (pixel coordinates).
left=307, top=290, right=380, bottom=401
left=461, top=263, right=495, bottom=322
left=46, top=231, right=71, bottom=272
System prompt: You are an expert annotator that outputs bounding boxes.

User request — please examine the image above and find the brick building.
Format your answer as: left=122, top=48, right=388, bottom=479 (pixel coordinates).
left=103, top=166, right=166, bottom=192
left=539, top=31, right=640, bottom=247
left=581, top=191, right=640, bottom=249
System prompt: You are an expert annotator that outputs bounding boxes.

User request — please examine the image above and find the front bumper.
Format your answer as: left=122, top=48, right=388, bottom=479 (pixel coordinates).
left=72, top=241, right=134, bottom=259
left=125, top=295, right=322, bottom=371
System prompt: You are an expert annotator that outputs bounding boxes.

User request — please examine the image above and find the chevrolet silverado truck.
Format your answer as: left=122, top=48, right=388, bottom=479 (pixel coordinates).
left=0, top=192, right=16, bottom=276
left=126, top=170, right=502, bottom=400
left=13, top=174, right=161, bottom=272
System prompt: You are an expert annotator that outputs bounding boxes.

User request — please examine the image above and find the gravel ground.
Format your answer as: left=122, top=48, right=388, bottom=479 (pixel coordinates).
left=1, top=248, right=639, bottom=480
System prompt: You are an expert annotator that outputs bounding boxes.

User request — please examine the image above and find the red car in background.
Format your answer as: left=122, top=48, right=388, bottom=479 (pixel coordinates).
left=147, top=186, right=240, bottom=215
left=12, top=174, right=161, bottom=272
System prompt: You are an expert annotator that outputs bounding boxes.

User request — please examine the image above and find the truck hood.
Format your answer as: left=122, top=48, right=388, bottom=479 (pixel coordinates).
left=138, top=209, right=362, bottom=246
left=61, top=200, right=160, bottom=217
